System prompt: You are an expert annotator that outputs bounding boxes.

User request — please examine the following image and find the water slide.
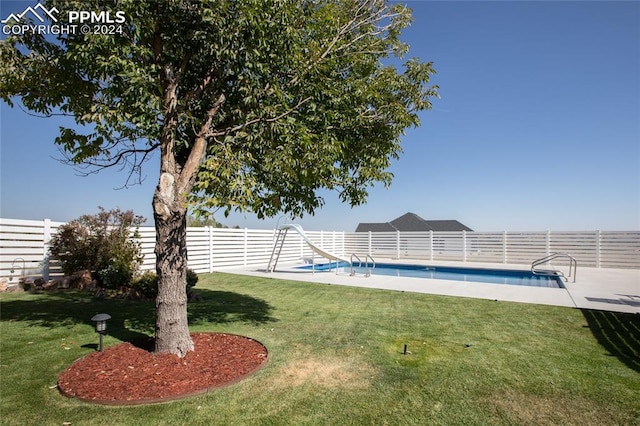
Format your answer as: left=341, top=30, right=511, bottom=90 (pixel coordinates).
left=278, top=224, right=351, bottom=263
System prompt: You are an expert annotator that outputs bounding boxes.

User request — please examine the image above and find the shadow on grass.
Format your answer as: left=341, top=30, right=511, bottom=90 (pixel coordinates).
left=581, top=309, right=640, bottom=372
left=188, top=290, right=276, bottom=326
left=0, top=289, right=276, bottom=348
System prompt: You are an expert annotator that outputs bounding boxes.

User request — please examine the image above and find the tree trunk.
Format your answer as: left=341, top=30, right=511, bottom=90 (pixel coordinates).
left=152, top=172, right=194, bottom=357
left=151, top=67, right=218, bottom=356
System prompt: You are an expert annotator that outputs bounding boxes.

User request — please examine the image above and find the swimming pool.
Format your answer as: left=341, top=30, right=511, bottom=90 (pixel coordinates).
left=298, top=262, right=565, bottom=288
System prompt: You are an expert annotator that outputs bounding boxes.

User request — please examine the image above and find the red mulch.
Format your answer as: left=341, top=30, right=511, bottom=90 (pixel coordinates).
left=58, top=333, right=268, bottom=405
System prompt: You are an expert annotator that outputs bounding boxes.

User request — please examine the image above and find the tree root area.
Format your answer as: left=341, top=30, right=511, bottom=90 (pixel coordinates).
left=58, top=333, right=268, bottom=405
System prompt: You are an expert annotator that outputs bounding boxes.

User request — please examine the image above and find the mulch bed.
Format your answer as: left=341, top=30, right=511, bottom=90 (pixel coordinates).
left=58, top=332, right=268, bottom=405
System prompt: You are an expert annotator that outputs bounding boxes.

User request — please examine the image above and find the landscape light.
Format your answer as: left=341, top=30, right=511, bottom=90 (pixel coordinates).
left=90, top=313, right=111, bottom=352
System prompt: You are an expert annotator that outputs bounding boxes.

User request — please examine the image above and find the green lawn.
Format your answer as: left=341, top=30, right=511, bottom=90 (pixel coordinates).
left=1, top=272, right=638, bottom=425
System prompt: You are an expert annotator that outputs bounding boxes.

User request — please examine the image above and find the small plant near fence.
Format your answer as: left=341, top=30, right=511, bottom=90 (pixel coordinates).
left=48, top=207, right=199, bottom=300
left=49, top=207, right=146, bottom=290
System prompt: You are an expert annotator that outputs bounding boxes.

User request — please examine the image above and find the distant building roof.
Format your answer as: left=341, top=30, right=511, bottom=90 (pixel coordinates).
left=355, top=212, right=473, bottom=232
left=354, top=222, right=397, bottom=232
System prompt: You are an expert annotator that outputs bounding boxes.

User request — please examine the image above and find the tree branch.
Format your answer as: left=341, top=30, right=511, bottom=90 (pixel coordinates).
left=55, top=139, right=160, bottom=188
left=184, top=63, right=218, bottom=104
left=288, top=0, right=403, bottom=88
left=17, top=103, right=75, bottom=118
left=177, top=93, right=226, bottom=195
left=209, top=96, right=312, bottom=139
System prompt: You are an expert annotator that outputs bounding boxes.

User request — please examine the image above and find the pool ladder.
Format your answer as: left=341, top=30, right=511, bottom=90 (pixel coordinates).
left=350, top=254, right=375, bottom=277
left=531, top=253, right=577, bottom=283
left=267, top=227, right=288, bottom=273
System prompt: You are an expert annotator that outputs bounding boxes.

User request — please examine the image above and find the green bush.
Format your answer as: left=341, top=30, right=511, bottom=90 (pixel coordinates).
left=131, top=269, right=198, bottom=299
left=131, top=271, right=158, bottom=299
left=98, top=259, right=135, bottom=290
left=49, top=207, right=145, bottom=288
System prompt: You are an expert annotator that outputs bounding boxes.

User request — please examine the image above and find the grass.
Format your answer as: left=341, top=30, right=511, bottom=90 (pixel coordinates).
left=1, top=272, right=638, bottom=425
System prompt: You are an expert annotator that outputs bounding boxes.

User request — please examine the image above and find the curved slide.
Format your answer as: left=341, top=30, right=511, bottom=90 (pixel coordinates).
left=280, top=224, right=351, bottom=263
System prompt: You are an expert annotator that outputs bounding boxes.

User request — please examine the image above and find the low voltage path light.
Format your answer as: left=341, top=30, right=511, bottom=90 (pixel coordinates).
left=91, top=313, right=111, bottom=352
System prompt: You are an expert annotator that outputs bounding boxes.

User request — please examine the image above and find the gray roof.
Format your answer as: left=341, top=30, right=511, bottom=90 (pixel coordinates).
left=354, top=222, right=397, bottom=232
left=390, top=212, right=428, bottom=231
left=356, top=212, right=473, bottom=232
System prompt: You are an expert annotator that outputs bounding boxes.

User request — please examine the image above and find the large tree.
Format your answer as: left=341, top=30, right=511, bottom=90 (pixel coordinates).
left=0, top=0, right=438, bottom=356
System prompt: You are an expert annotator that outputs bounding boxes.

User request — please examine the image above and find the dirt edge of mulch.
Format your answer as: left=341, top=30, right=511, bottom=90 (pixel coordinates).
left=57, top=332, right=268, bottom=406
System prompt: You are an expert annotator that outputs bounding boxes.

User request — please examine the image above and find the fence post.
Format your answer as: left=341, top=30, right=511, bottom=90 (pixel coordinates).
left=429, top=230, right=433, bottom=261
left=208, top=226, right=214, bottom=272
left=368, top=231, right=372, bottom=256
left=546, top=230, right=551, bottom=256
left=42, top=218, right=51, bottom=281
left=396, top=231, right=401, bottom=259
left=596, top=230, right=601, bottom=268
left=502, top=231, right=508, bottom=264
left=462, top=230, right=467, bottom=262
left=243, top=228, right=248, bottom=266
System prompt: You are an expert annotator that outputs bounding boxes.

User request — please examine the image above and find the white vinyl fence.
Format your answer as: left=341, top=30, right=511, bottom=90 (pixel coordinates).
left=1, top=217, right=638, bottom=282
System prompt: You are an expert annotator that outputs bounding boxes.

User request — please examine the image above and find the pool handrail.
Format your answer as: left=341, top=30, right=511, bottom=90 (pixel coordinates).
left=350, top=254, right=376, bottom=277
left=531, top=253, right=577, bottom=283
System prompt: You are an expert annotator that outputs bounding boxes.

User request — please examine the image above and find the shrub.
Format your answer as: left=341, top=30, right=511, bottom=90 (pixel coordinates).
left=186, top=268, right=199, bottom=289
left=49, top=207, right=145, bottom=288
left=131, top=271, right=158, bottom=299
left=98, top=258, right=135, bottom=290
left=131, top=269, right=198, bottom=299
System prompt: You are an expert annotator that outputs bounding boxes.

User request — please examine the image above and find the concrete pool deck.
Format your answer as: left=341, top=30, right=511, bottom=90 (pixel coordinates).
left=220, top=259, right=640, bottom=314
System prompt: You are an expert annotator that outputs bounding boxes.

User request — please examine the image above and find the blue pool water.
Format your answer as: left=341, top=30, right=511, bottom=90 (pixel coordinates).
left=299, top=262, right=564, bottom=288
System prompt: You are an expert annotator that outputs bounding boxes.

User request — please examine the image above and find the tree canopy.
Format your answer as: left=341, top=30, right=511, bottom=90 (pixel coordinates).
left=1, top=0, right=437, bottom=219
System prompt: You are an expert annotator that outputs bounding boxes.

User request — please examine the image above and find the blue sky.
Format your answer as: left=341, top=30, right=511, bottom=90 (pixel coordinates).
left=1, top=1, right=638, bottom=231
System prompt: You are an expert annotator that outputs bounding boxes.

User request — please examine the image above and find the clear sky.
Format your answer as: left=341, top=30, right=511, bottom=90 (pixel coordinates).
left=1, top=1, right=638, bottom=231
